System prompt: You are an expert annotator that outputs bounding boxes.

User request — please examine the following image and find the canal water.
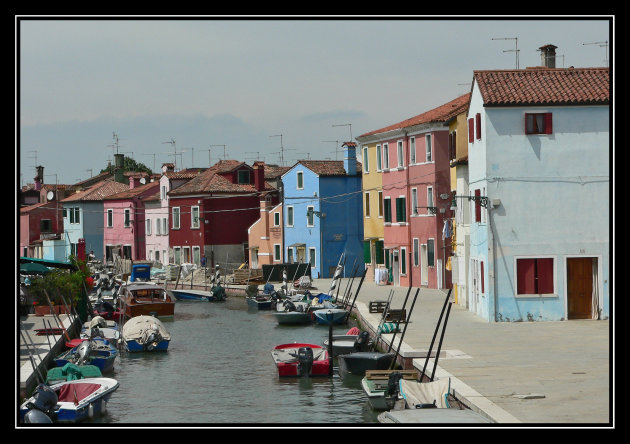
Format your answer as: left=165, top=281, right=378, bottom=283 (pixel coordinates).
left=93, top=295, right=381, bottom=425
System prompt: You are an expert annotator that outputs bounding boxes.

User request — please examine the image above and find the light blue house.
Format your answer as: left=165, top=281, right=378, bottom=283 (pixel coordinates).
left=466, top=51, right=609, bottom=322
left=281, top=143, right=364, bottom=279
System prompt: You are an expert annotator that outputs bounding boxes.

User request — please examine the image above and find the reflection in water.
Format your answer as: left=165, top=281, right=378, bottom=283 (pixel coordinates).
left=93, top=297, right=380, bottom=425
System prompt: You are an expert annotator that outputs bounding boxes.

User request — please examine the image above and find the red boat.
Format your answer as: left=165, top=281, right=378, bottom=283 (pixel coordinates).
left=271, top=343, right=330, bottom=377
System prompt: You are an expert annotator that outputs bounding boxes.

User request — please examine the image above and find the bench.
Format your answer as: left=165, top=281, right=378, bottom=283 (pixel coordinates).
left=385, top=309, right=407, bottom=323
left=369, top=300, right=389, bottom=313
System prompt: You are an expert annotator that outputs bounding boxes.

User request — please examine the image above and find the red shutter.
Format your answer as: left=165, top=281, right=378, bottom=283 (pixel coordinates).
left=480, top=261, right=484, bottom=293
left=475, top=113, right=481, bottom=140
left=537, top=258, right=554, bottom=294
left=474, top=189, right=481, bottom=222
left=468, top=118, right=474, bottom=143
left=544, top=113, right=553, bottom=134
left=517, top=259, right=536, bottom=294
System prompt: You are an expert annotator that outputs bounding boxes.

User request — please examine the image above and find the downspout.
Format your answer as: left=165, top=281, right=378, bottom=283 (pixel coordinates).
left=403, top=131, right=412, bottom=288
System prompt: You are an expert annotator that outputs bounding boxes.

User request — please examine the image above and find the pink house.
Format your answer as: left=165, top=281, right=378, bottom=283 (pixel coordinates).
left=102, top=177, right=160, bottom=261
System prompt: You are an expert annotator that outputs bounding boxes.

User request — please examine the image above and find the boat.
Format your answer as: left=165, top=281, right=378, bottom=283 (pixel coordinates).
left=246, top=294, right=275, bottom=310
left=121, top=315, right=171, bottom=352
left=118, top=283, right=175, bottom=318
left=46, top=363, right=102, bottom=385
left=271, top=343, right=330, bottom=377
left=337, top=351, right=396, bottom=376
left=171, top=285, right=226, bottom=302
left=79, top=316, right=120, bottom=346
left=312, top=307, right=348, bottom=325
left=360, top=369, right=419, bottom=411
left=54, top=338, right=118, bottom=374
left=398, top=377, right=451, bottom=409
left=274, top=299, right=313, bottom=325
left=323, top=330, right=371, bottom=357
left=20, top=378, right=119, bottom=423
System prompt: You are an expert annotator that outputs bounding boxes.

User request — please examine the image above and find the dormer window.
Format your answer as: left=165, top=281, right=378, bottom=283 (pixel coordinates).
left=238, top=170, right=250, bottom=184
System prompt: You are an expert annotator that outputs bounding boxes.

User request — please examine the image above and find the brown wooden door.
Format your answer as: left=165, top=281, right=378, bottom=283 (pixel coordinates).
left=567, top=258, right=593, bottom=319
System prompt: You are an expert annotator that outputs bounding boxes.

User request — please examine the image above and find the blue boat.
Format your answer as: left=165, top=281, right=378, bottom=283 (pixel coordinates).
left=121, top=315, right=171, bottom=352
left=20, top=378, right=119, bottom=423
left=171, top=286, right=226, bottom=302
left=313, top=308, right=348, bottom=325
left=54, top=338, right=118, bottom=374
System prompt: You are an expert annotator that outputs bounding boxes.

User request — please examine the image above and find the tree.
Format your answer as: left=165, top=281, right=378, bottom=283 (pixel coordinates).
left=100, top=156, right=153, bottom=175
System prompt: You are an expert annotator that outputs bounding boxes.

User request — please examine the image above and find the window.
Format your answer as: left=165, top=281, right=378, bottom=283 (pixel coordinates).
left=296, top=171, right=304, bottom=189
left=193, top=246, right=201, bottom=266
left=191, top=206, right=200, bottom=229
left=274, top=211, right=280, bottom=226
left=306, top=205, right=315, bottom=226
left=400, top=247, right=407, bottom=275
left=475, top=113, right=482, bottom=140
left=411, top=188, right=418, bottom=215
left=376, top=145, right=382, bottom=171
left=474, top=189, right=481, bottom=223
left=163, top=218, right=168, bottom=235
left=238, top=170, right=250, bottom=184
left=286, top=206, right=294, bottom=227
left=525, top=113, right=553, bottom=135
left=363, top=147, right=369, bottom=172
left=309, top=247, right=316, bottom=267
left=413, top=238, right=419, bottom=266
left=410, top=137, right=416, bottom=164
left=69, top=207, right=80, bottom=224
left=364, top=192, right=370, bottom=218
left=156, top=218, right=161, bottom=235
left=161, top=185, right=167, bottom=200
left=363, top=241, right=372, bottom=264
left=75, top=208, right=80, bottom=224
left=40, top=219, right=52, bottom=233
left=516, top=257, right=554, bottom=295
left=124, top=209, right=131, bottom=227
left=378, top=191, right=383, bottom=217
left=274, top=244, right=281, bottom=262
left=146, top=219, right=151, bottom=235
left=62, top=208, right=67, bottom=219
left=107, top=209, right=113, bottom=227
left=383, top=197, right=392, bottom=223
left=287, top=248, right=294, bottom=263
left=427, top=186, right=434, bottom=215
left=468, top=117, right=474, bottom=143
left=174, top=247, right=181, bottom=265
left=375, top=240, right=384, bottom=264
left=383, top=143, right=389, bottom=169
left=449, top=131, right=457, bottom=161
left=397, top=140, right=404, bottom=167
left=425, top=134, right=432, bottom=162
left=427, top=239, right=435, bottom=267
left=172, top=207, right=180, bottom=229
left=395, top=197, right=406, bottom=223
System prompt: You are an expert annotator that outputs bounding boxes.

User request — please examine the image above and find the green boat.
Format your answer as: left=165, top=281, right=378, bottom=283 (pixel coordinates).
left=46, top=363, right=102, bottom=385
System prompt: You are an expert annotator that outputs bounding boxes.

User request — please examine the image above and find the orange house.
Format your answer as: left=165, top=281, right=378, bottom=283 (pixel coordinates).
left=248, top=197, right=283, bottom=269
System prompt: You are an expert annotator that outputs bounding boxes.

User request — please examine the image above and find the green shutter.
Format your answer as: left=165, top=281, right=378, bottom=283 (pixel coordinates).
left=363, top=241, right=371, bottom=263
left=384, top=248, right=390, bottom=268
left=428, top=239, right=435, bottom=266
left=375, top=240, right=384, bottom=264
left=384, top=199, right=391, bottom=223
left=395, top=197, right=406, bottom=222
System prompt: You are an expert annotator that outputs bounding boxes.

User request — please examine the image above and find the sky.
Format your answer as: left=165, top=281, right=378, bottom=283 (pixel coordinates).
left=17, top=16, right=612, bottom=186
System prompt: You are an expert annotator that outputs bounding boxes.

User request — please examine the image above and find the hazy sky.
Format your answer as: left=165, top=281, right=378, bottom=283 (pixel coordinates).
left=17, top=16, right=612, bottom=185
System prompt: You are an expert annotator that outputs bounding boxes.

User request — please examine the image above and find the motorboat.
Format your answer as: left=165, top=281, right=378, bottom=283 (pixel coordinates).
left=121, top=314, right=171, bottom=352
left=274, top=299, right=313, bottom=325
left=118, top=283, right=175, bottom=318
left=54, top=337, right=118, bottom=374
left=271, top=343, right=330, bottom=377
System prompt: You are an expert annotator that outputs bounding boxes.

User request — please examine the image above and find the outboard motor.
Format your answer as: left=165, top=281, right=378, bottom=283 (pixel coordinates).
left=101, top=300, right=115, bottom=316
left=353, top=331, right=371, bottom=352
left=283, top=300, right=296, bottom=312
left=23, top=384, right=58, bottom=423
left=297, top=347, right=314, bottom=377
left=145, top=330, right=162, bottom=351
left=73, top=340, right=92, bottom=365
left=387, top=372, right=404, bottom=397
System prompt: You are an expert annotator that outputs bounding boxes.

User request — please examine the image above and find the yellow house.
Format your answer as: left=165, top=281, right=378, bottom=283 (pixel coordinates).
left=447, top=93, right=471, bottom=307
left=358, top=142, right=386, bottom=283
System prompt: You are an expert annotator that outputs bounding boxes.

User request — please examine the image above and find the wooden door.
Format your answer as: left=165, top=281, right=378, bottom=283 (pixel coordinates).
left=567, top=258, right=593, bottom=319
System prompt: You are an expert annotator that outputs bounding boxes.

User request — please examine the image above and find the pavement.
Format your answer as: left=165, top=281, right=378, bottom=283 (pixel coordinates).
left=306, top=277, right=612, bottom=426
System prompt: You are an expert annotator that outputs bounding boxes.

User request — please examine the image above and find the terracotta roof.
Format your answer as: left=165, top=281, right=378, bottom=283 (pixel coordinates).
left=105, top=180, right=160, bottom=200
left=296, top=160, right=362, bottom=177
left=143, top=191, right=161, bottom=203
left=212, top=159, right=250, bottom=174
left=20, top=202, right=49, bottom=213
left=163, top=168, right=207, bottom=180
left=358, top=93, right=471, bottom=138
left=263, top=165, right=291, bottom=179
left=60, top=179, right=129, bottom=202
left=168, top=164, right=275, bottom=196
left=473, top=67, right=609, bottom=106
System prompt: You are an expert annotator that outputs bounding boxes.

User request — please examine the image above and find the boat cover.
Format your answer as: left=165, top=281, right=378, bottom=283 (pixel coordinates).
left=399, top=378, right=451, bottom=409
left=272, top=346, right=327, bottom=363
left=122, top=315, right=171, bottom=342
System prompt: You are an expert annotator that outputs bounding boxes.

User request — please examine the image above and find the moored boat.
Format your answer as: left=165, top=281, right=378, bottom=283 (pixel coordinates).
left=79, top=316, right=120, bottom=346
left=20, top=378, right=119, bottom=423
left=312, top=307, right=348, bottom=325
left=337, top=351, right=396, bottom=376
left=271, top=343, right=330, bottom=377
left=46, top=363, right=102, bottom=385
left=121, top=315, right=171, bottom=352
left=118, top=283, right=175, bottom=318
left=274, top=299, right=313, bottom=325
left=171, top=286, right=226, bottom=302
left=323, top=330, right=370, bottom=357
left=361, top=369, right=419, bottom=411
left=246, top=294, right=275, bottom=310
left=54, top=338, right=118, bottom=374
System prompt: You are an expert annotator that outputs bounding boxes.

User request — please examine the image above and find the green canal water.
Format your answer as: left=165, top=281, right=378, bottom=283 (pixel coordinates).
left=93, top=295, right=381, bottom=425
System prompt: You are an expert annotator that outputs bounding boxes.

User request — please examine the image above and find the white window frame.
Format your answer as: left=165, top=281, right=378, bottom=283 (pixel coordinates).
left=124, top=208, right=131, bottom=228
left=427, top=186, right=434, bottom=215
left=274, top=211, right=280, bottom=227
left=296, top=171, right=304, bottom=190
left=163, top=218, right=168, bottom=235
left=425, top=134, right=433, bottom=162
left=156, top=217, right=161, bottom=235
left=174, top=246, right=181, bottom=265
left=286, top=206, right=294, bottom=227
left=400, top=247, right=407, bottom=276
left=191, top=206, right=200, bottom=229
left=383, top=143, right=389, bottom=169
left=306, top=205, right=315, bottom=227
left=146, top=218, right=151, bottom=235
left=410, top=136, right=416, bottom=164
left=192, top=246, right=201, bottom=266
left=376, top=145, right=382, bottom=171
left=514, top=255, right=557, bottom=298
left=411, top=188, right=418, bottom=215
left=397, top=140, right=404, bottom=168
left=172, top=207, right=180, bottom=229
left=161, top=185, right=167, bottom=201
left=309, top=247, right=316, bottom=267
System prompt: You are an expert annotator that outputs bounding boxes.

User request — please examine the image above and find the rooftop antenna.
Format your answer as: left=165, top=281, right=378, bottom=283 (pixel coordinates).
left=85, top=169, right=93, bottom=178
left=321, top=140, right=341, bottom=161
left=269, top=134, right=285, bottom=166
left=181, top=147, right=195, bottom=169
left=492, top=37, right=519, bottom=69
left=162, top=138, right=177, bottom=169
left=209, top=144, right=227, bottom=161
left=583, top=40, right=609, bottom=67
left=198, top=148, right=213, bottom=167
left=332, top=123, right=353, bottom=142
left=245, top=151, right=262, bottom=162
left=141, top=153, right=156, bottom=173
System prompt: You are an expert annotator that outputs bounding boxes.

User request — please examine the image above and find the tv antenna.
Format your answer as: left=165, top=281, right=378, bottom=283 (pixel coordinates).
left=270, top=134, right=286, bottom=165
left=141, top=153, right=156, bottom=173
left=209, top=144, right=227, bottom=161
left=107, top=132, right=124, bottom=157
left=583, top=40, right=609, bottom=67
left=332, top=123, right=353, bottom=142
left=162, top=138, right=177, bottom=169
left=492, top=37, right=519, bottom=69
left=321, top=140, right=341, bottom=160
left=181, top=147, right=195, bottom=169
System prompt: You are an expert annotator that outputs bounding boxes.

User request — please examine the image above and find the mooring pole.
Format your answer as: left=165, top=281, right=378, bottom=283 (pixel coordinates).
left=327, top=310, right=334, bottom=376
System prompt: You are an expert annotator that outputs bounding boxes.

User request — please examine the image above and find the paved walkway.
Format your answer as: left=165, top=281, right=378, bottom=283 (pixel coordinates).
left=310, top=278, right=611, bottom=425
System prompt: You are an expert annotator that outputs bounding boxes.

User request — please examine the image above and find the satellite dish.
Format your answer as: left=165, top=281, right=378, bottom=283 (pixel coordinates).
left=140, top=177, right=146, bottom=185
left=46, top=191, right=55, bottom=201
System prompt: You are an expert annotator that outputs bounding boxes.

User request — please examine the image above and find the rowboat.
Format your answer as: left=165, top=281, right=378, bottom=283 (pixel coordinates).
left=323, top=330, right=371, bottom=357
left=246, top=294, right=274, bottom=310
left=118, top=283, right=175, bottom=318
left=312, top=308, right=348, bottom=325
left=274, top=299, right=313, bottom=325
left=121, top=315, right=171, bottom=352
left=79, top=316, right=120, bottom=346
left=361, top=369, right=418, bottom=411
left=54, top=338, right=118, bottom=374
left=20, top=378, right=119, bottom=423
left=171, top=285, right=227, bottom=302
left=271, top=343, right=330, bottom=377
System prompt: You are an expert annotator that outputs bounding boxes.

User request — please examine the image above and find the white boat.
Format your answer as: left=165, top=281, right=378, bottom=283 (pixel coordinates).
left=361, top=369, right=419, bottom=411
left=121, top=315, right=171, bottom=352
left=398, top=377, right=451, bottom=409
left=274, top=299, right=313, bottom=325
left=80, top=316, right=120, bottom=346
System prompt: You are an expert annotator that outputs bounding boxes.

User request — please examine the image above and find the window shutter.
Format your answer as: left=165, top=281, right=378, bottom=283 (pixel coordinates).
left=517, top=258, right=536, bottom=294
left=474, top=189, right=481, bottom=223
left=375, top=240, right=384, bottom=264
left=480, top=261, right=484, bottom=293
left=537, top=258, right=554, bottom=293
left=468, top=118, right=474, bottom=143
left=363, top=241, right=371, bottom=263
left=384, top=199, right=391, bottom=223
left=544, top=113, right=553, bottom=134
left=395, top=198, right=401, bottom=222
left=475, top=113, right=481, bottom=140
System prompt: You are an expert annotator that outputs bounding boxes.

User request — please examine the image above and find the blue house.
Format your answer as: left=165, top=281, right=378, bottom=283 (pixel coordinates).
left=466, top=49, right=609, bottom=322
left=281, top=143, right=364, bottom=279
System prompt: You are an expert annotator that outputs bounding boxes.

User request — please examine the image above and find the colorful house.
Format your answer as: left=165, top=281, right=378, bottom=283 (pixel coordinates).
left=102, top=176, right=159, bottom=262
left=357, top=94, right=468, bottom=289
left=19, top=202, right=63, bottom=259
left=248, top=197, right=283, bottom=269
left=167, top=160, right=279, bottom=268
left=466, top=48, right=609, bottom=321
left=281, top=143, right=363, bottom=279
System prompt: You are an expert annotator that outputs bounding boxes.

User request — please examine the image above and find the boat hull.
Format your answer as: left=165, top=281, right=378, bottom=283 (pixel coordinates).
left=361, top=377, right=397, bottom=411
left=271, top=343, right=330, bottom=377
left=274, top=311, right=313, bottom=325
left=247, top=296, right=273, bottom=310
left=124, top=338, right=170, bottom=352
left=337, top=352, right=396, bottom=376
left=323, top=334, right=359, bottom=357
left=171, top=289, right=216, bottom=301
left=313, top=308, right=347, bottom=325
left=121, top=315, right=172, bottom=352
left=119, top=284, right=175, bottom=318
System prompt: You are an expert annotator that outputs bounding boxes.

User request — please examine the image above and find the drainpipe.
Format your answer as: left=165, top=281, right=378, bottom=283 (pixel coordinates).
left=403, top=131, right=412, bottom=288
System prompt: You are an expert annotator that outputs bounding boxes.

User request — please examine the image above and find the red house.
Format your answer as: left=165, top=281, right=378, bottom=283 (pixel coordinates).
left=167, top=160, right=280, bottom=268
left=19, top=202, right=63, bottom=258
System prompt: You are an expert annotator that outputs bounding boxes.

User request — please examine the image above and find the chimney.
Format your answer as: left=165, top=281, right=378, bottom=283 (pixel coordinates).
left=114, top=153, right=125, bottom=183
left=253, top=161, right=265, bottom=192
left=342, top=142, right=357, bottom=176
left=260, top=195, right=270, bottom=237
left=34, top=165, right=44, bottom=191
left=129, top=176, right=136, bottom=189
left=161, top=163, right=175, bottom=173
left=539, top=44, right=557, bottom=68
